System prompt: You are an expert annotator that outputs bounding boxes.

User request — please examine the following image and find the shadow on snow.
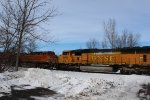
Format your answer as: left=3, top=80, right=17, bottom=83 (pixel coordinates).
left=0, top=85, right=57, bottom=100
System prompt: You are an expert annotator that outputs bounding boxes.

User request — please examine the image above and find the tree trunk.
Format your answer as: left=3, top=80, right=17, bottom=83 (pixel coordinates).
left=15, top=33, right=22, bottom=71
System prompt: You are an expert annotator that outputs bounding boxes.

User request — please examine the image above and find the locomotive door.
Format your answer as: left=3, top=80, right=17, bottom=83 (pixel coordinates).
left=142, top=54, right=148, bottom=64
left=139, top=54, right=148, bottom=64
left=143, top=55, right=147, bottom=62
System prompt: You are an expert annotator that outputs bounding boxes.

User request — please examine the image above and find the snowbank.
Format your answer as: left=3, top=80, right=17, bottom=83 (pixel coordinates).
left=0, top=68, right=149, bottom=100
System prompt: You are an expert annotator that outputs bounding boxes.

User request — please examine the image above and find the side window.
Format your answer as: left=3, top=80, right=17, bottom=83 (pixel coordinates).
left=75, top=52, right=81, bottom=56
left=143, top=55, right=147, bottom=62
left=63, top=52, right=69, bottom=55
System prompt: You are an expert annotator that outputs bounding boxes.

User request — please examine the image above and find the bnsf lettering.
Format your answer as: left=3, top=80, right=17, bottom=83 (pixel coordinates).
left=92, top=55, right=113, bottom=62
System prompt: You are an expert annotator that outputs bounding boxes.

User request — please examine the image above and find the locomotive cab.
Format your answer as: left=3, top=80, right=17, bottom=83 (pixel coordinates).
left=58, top=50, right=82, bottom=65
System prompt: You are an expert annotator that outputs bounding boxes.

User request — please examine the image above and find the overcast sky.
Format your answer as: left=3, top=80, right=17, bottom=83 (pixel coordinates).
left=39, top=0, right=150, bottom=54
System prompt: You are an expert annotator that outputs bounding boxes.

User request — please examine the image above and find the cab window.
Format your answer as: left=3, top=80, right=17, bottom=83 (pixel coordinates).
left=63, top=52, right=69, bottom=55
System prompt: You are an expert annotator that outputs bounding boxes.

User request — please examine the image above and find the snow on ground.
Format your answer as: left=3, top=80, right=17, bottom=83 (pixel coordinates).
left=0, top=68, right=150, bottom=100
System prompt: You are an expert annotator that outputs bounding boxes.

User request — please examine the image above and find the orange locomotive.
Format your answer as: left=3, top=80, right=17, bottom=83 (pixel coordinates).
left=58, top=47, right=150, bottom=74
left=19, top=51, right=58, bottom=68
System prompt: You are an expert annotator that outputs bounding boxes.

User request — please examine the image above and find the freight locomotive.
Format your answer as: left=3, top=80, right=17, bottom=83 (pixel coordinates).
left=1, top=47, right=150, bottom=74
left=58, top=47, right=150, bottom=74
left=19, top=51, right=58, bottom=68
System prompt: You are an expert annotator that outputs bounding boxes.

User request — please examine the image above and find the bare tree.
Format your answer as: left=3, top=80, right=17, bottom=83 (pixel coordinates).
left=115, top=34, right=122, bottom=48
left=120, top=30, right=129, bottom=48
left=24, top=37, right=37, bottom=53
left=101, top=38, right=108, bottom=49
left=0, top=0, right=57, bottom=70
left=86, top=38, right=99, bottom=49
left=0, top=29, right=17, bottom=52
left=102, top=19, right=140, bottom=49
left=127, top=32, right=140, bottom=48
left=103, top=18, right=117, bottom=49
left=0, top=5, right=17, bottom=52
left=117, top=30, right=140, bottom=48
